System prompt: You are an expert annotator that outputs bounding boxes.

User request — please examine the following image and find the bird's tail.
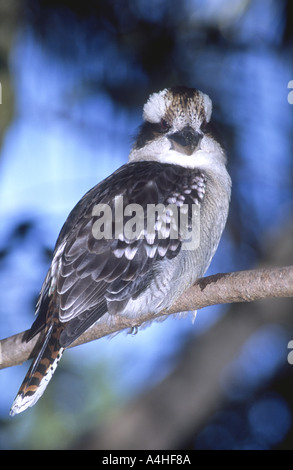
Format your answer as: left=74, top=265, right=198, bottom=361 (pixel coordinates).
left=10, top=323, right=64, bottom=416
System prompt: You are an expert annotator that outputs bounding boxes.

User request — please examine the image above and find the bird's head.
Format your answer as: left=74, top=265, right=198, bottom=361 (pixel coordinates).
left=129, top=86, right=226, bottom=171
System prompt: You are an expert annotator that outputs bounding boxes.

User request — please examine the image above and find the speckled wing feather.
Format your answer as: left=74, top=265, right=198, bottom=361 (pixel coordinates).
left=28, top=161, right=206, bottom=348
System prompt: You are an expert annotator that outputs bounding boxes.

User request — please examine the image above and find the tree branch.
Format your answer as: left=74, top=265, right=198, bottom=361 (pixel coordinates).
left=1, top=266, right=292, bottom=370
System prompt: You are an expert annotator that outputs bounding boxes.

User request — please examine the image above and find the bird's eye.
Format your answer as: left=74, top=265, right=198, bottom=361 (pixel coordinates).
left=200, top=120, right=212, bottom=133
left=159, top=119, right=170, bottom=132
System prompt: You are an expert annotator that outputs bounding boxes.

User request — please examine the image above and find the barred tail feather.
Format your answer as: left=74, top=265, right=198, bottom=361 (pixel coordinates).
left=10, top=324, right=64, bottom=416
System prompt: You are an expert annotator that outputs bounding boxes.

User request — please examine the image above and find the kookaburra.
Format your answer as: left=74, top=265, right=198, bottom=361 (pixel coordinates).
left=10, top=86, right=231, bottom=415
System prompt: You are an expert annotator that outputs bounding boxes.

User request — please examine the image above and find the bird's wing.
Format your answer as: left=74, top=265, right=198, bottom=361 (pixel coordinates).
left=30, top=161, right=206, bottom=347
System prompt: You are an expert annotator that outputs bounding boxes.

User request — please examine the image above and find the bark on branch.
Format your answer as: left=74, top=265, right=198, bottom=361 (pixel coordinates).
left=1, top=266, right=292, bottom=371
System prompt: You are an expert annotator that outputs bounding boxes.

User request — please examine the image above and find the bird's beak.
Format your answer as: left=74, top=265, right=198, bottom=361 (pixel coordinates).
left=168, top=126, right=202, bottom=156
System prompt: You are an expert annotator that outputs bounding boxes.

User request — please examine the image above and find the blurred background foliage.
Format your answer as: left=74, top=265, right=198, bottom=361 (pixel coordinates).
left=0, top=0, right=293, bottom=450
